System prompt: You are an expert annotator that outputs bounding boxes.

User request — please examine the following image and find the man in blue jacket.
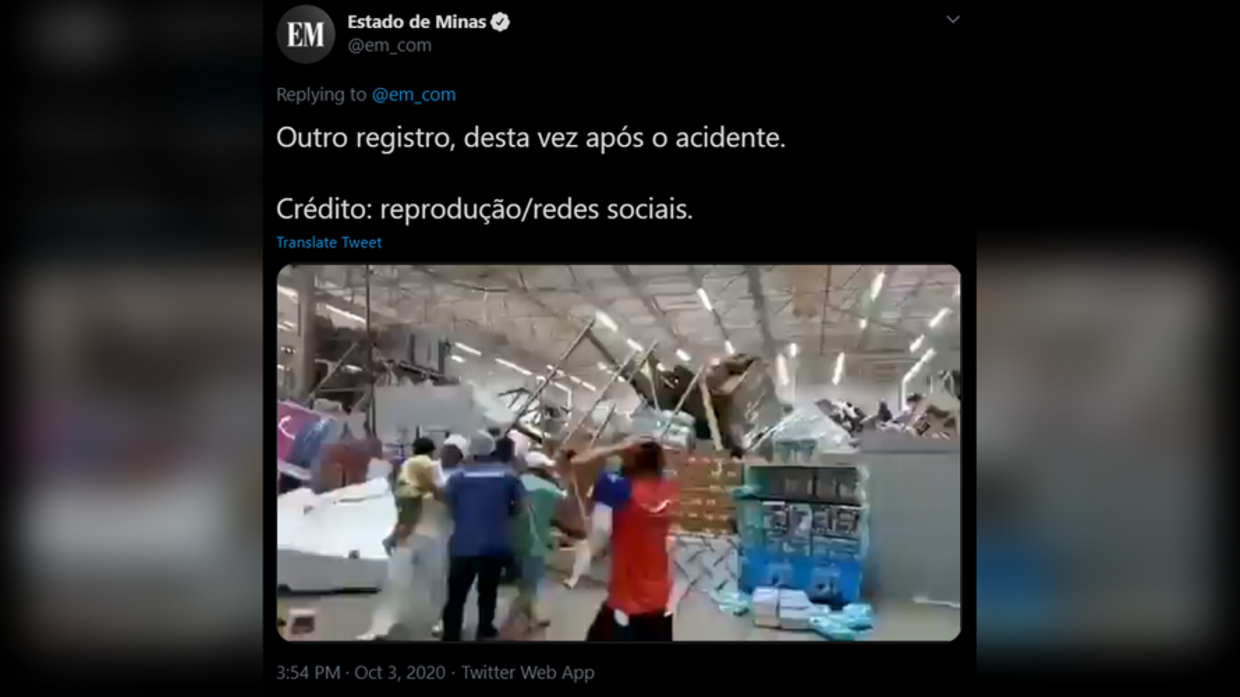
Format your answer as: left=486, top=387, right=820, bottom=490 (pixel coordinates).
left=441, top=431, right=524, bottom=641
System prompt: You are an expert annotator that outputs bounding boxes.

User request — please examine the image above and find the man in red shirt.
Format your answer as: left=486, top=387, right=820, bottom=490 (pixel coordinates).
left=571, top=436, right=678, bottom=641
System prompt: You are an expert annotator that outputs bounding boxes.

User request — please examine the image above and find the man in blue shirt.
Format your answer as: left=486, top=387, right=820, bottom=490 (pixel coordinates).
left=441, top=431, right=524, bottom=641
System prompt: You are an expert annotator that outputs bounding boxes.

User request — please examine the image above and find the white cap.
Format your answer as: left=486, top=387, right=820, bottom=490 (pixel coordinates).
left=443, top=434, right=469, bottom=453
left=469, top=431, right=496, bottom=457
left=525, top=452, right=552, bottom=469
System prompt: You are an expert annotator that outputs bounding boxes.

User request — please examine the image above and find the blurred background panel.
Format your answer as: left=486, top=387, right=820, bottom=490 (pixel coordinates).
left=977, top=231, right=1226, bottom=670
left=7, top=0, right=262, bottom=684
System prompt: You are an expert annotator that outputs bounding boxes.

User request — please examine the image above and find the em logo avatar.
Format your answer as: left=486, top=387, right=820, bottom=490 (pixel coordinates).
left=279, top=5, right=335, bottom=64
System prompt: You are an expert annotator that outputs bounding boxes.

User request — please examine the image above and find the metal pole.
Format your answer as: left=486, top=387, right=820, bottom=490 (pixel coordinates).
left=309, top=341, right=360, bottom=398
left=365, top=265, right=375, bottom=434
left=586, top=403, right=618, bottom=449
left=506, top=318, right=597, bottom=434
left=556, top=347, right=638, bottom=445
left=657, top=361, right=711, bottom=441
left=557, top=342, right=657, bottom=447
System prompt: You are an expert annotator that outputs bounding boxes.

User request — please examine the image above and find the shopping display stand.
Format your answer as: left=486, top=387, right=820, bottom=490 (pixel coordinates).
left=736, top=451, right=869, bottom=607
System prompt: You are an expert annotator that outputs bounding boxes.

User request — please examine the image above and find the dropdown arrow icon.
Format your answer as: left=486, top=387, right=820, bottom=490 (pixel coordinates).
left=947, top=15, right=960, bottom=23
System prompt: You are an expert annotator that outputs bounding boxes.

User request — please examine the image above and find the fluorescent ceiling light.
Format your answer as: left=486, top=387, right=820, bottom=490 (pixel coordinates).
left=696, top=287, right=714, bottom=312
left=595, top=311, right=618, bottom=332
left=910, top=334, right=925, bottom=352
left=278, top=321, right=295, bottom=331
left=656, top=362, right=667, bottom=372
left=929, top=308, right=951, bottom=328
left=598, top=361, right=610, bottom=371
left=326, top=305, right=364, bottom=323
left=676, top=349, right=691, bottom=362
left=450, top=355, right=465, bottom=364
left=342, top=364, right=363, bottom=373
left=870, top=271, right=886, bottom=300
left=626, top=338, right=643, bottom=352
left=832, top=352, right=845, bottom=386
left=455, top=343, right=482, bottom=356
left=788, top=342, right=798, bottom=358
left=276, top=364, right=287, bottom=371
left=776, top=354, right=789, bottom=386
left=724, top=340, right=736, bottom=355
left=903, top=347, right=937, bottom=384
left=277, top=286, right=298, bottom=299
left=496, top=358, right=532, bottom=376
left=859, top=318, right=868, bottom=330
left=568, top=375, right=583, bottom=385
left=580, top=381, right=597, bottom=392
left=553, top=382, right=571, bottom=395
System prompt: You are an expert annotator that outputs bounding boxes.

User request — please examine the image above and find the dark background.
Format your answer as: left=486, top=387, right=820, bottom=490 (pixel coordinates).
left=9, top=0, right=1235, bottom=687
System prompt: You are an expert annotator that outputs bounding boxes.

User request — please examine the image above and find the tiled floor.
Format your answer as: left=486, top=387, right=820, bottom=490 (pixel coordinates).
left=284, top=572, right=960, bottom=642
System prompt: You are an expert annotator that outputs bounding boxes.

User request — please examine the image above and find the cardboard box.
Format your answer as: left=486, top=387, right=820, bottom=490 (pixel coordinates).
left=778, top=607, right=812, bottom=631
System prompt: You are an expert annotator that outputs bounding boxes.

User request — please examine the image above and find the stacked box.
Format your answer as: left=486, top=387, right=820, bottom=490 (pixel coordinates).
left=778, top=589, right=813, bottom=631
left=762, top=501, right=788, bottom=554
left=752, top=586, right=781, bottom=628
left=782, top=503, right=813, bottom=557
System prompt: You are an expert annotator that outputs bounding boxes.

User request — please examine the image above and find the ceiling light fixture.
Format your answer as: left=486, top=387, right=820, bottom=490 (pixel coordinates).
left=929, top=308, right=951, bottom=328
left=278, top=321, right=295, bottom=331
left=676, top=349, right=691, bottom=362
left=326, top=305, right=365, bottom=323
left=910, top=334, right=925, bottom=352
left=788, top=342, right=798, bottom=358
left=696, top=287, right=714, bottom=312
left=455, top=343, right=482, bottom=356
left=595, top=311, right=619, bottom=332
left=776, top=354, right=789, bottom=386
left=724, top=340, right=736, bottom=355
left=450, top=355, right=465, bottom=364
left=277, top=286, right=298, bottom=299
left=903, top=348, right=937, bottom=384
left=342, top=364, right=363, bottom=373
left=598, top=361, right=610, bottom=371
left=859, top=318, right=869, bottom=330
left=626, top=338, right=643, bottom=352
left=870, top=271, right=886, bottom=301
left=496, top=358, right=532, bottom=376
left=568, top=375, right=583, bottom=385
left=580, top=381, right=597, bottom=391
left=953, top=284, right=961, bottom=300
left=832, top=352, right=846, bottom=386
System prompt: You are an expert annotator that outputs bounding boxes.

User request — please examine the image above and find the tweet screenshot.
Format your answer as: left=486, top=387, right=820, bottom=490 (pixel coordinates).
left=266, top=1, right=968, bottom=678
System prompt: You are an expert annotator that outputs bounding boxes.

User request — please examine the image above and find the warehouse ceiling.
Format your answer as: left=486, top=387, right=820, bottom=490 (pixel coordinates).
left=276, top=265, right=961, bottom=385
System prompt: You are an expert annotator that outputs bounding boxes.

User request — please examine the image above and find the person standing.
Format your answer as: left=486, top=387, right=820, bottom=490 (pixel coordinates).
left=571, top=436, right=679, bottom=641
left=505, top=451, right=567, bottom=636
left=429, top=434, right=468, bottom=638
left=360, top=437, right=448, bottom=640
left=441, top=431, right=523, bottom=641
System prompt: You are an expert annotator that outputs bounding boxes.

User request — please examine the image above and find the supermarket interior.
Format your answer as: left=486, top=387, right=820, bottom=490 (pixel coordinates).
left=275, top=264, right=962, bottom=641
